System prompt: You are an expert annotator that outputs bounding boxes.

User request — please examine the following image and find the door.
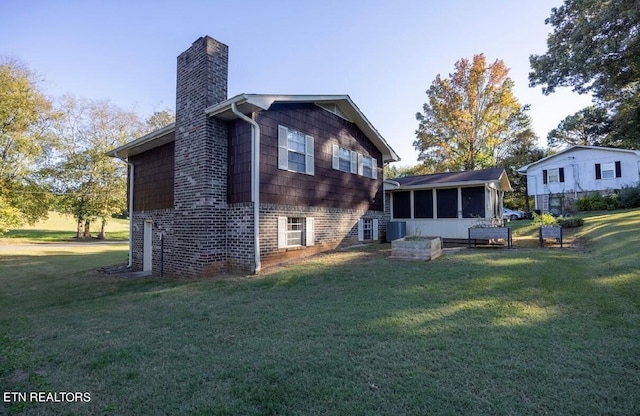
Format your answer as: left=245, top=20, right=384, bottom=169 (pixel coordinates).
left=143, top=220, right=153, bottom=272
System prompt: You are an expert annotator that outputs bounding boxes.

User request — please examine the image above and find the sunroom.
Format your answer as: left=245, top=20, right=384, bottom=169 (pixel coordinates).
left=384, top=167, right=512, bottom=240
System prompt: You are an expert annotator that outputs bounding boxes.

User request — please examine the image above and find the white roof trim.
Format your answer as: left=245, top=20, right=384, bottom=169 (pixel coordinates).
left=106, top=123, right=175, bottom=159
left=518, top=145, right=640, bottom=174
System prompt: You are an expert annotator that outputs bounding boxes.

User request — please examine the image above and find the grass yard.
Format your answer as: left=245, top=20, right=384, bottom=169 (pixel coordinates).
left=0, top=212, right=129, bottom=243
left=1, top=210, right=639, bottom=415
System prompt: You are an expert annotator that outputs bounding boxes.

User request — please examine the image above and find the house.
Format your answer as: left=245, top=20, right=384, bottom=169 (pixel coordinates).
left=383, top=167, right=512, bottom=240
left=107, top=36, right=399, bottom=277
left=518, top=145, right=640, bottom=214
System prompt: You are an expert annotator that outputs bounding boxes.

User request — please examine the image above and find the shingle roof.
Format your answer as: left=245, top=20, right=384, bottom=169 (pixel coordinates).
left=393, top=167, right=508, bottom=187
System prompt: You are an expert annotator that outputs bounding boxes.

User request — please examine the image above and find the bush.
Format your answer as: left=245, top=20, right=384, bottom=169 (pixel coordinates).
left=557, top=217, right=584, bottom=228
left=576, top=193, right=622, bottom=211
left=620, top=183, right=640, bottom=208
left=533, top=212, right=557, bottom=226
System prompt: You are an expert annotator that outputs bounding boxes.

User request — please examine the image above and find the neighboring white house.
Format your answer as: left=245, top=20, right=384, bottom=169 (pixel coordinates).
left=384, top=167, right=512, bottom=240
left=518, top=145, right=640, bottom=214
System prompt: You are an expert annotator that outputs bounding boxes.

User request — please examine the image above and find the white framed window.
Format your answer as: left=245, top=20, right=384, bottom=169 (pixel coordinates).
left=278, top=125, right=314, bottom=175
left=601, top=162, right=615, bottom=179
left=277, top=217, right=315, bottom=248
left=358, top=218, right=379, bottom=241
left=547, top=168, right=559, bottom=183
left=357, top=153, right=378, bottom=179
left=332, top=145, right=357, bottom=173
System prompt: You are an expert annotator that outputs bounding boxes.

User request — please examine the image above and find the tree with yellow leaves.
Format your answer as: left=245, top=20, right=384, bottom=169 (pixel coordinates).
left=414, top=54, right=532, bottom=172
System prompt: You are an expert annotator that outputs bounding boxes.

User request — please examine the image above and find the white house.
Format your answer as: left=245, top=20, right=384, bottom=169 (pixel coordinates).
left=518, top=145, right=640, bottom=214
left=384, top=167, right=512, bottom=240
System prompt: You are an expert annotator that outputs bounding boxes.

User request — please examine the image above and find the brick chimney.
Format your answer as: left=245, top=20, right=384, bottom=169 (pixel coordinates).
left=172, top=36, right=230, bottom=276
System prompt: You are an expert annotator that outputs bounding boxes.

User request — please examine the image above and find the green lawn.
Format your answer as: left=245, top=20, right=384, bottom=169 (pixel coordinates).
left=0, top=212, right=129, bottom=243
left=1, top=210, right=639, bottom=415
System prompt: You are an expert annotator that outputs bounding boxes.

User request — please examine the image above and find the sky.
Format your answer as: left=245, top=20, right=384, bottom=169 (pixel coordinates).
left=1, top=0, right=593, bottom=166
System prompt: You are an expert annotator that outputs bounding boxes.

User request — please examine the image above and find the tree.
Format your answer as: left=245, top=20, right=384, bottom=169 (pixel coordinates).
left=415, top=54, right=528, bottom=171
left=0, top=58, right=56, bottom=233
left=49, top=95, right=143, bottom=239
left=145, top=109, right=175, bottom=132
left=530, top=0, right=640, bottom=147
left=547, top=106, right=610, bottom=148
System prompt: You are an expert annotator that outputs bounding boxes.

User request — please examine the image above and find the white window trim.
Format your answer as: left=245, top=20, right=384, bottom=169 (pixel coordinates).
left=357, top=153, right=377, bottom=179
left=332, top=144, right=360, bottom=174
left=278, top=125, right=314, bottom=175
left=277, top=216, right=315, bottom=249
left=358, top=218, right=379, bottom=241
left=601, top=162, right=615, bottom=179
left=547, top=167, right=560, bottom=183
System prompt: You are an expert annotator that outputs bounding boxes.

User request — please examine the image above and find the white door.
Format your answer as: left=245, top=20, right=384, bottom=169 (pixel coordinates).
left=143, top=221, right=153, bottom=272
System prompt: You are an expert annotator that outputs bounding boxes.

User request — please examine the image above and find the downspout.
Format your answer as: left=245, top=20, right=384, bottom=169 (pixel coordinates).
left=113, top=151, right=134, bottom=268
left=230, top=102, right=261, bottom=273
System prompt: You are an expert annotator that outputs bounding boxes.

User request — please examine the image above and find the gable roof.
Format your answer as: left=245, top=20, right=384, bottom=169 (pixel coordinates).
left=108, top=94, right=399, bottom=162
left=385, top=167, right=512, bottom=191
left=518, top=145, right=640, bottom=174
left=205, top=94, right=399, bottom=162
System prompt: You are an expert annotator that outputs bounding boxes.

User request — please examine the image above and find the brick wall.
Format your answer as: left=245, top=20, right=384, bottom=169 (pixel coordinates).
left=172, top=36, right=230, bottom=277
left=131, top=209, right=175, bottom=276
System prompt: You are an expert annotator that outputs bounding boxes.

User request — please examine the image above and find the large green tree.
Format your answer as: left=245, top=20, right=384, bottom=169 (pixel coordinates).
left=49, top=95, right=143, bottom=239
left=530, top=0, right=640, bottom=148
left=547, top=106, right=610, bottom=148
left=0, top=58, right=56, bottom=233
left=415, top=54, right=529, bottom=171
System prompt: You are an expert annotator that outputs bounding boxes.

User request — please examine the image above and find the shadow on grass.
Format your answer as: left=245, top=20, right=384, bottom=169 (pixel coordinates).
left=1, top=236, right=639, bottom=414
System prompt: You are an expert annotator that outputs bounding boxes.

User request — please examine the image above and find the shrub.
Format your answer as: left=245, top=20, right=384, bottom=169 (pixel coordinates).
left=533, top=212, right=557, bottom=226
left=576, top=192, right=622, bottom=211
left=557, top=217, right=584, bottom=228
left=619, top=183, right=640, bottom=208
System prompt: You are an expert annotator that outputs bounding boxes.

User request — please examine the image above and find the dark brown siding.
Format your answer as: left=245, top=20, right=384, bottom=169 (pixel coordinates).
left=251, top=103, right=383, bottom=211
left=228, top=119, right=252, bottom=203
left=130, top=140, right=175, bottom=211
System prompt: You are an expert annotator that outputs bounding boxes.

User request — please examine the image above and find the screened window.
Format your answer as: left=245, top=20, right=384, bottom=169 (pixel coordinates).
left=393, top=191, right=411, bottom=219
left=462, top=186, right=485, bottom=218
left=437, top=188, right=458, bottom=218
left=414, top=190, right=433, bottom=218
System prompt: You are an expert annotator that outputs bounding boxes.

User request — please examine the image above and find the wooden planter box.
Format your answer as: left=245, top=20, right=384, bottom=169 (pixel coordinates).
left=391, top=237, right=443, bottom=261
left=539, top=226, right=563, bottom=247
left=468, top=227, right=512, bottom=248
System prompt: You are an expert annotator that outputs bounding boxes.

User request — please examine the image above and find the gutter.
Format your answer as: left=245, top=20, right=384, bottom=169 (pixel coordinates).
left=230, top=102, right=261, bottom=273
left=113, top=151, right=134, bottom=268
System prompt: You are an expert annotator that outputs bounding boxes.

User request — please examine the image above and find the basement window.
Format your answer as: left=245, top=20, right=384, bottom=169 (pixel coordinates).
left=277, top=217, right=315, bottom=248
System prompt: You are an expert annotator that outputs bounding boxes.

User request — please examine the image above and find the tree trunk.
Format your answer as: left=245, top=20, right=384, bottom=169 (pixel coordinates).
left=83, top=220, right=91, bottom=239
left=76, top=219, right=83, bottom=239
left=98, top=218, right=107, bottom=240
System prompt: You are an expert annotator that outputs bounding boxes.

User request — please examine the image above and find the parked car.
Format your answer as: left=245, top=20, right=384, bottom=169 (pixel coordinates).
left=503, top=208, right=525, bottom=220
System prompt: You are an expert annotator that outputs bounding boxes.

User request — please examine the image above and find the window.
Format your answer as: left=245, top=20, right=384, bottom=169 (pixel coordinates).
left=358, top=218, right=379, bottom=241
left=332, top=145, right=357, bottom=173
left=392, top=191, right=411, bottom=219
left=436, top=188, right=458, bottom=218
left=543, top=168, right=564, bottom=184
left=278, top=125, right=314, bottom=175
left=414, top=190, right=433, bottom=218
left=595, top=161, right=622, bottom=179
left=462, top=186, right=485, bottom=218
left=358, top=153, right=378, bottom=179
left=277, top=217, right=315, bottom=248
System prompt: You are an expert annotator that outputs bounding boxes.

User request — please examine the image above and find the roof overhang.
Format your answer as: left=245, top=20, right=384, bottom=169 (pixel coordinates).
left=205, top=94, right=400, bottom=163
left=518, top=145, right=640, bottom=174
left=383, top=169, right=512, bottom=192
left=106, top=123, right=176, bottom=159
